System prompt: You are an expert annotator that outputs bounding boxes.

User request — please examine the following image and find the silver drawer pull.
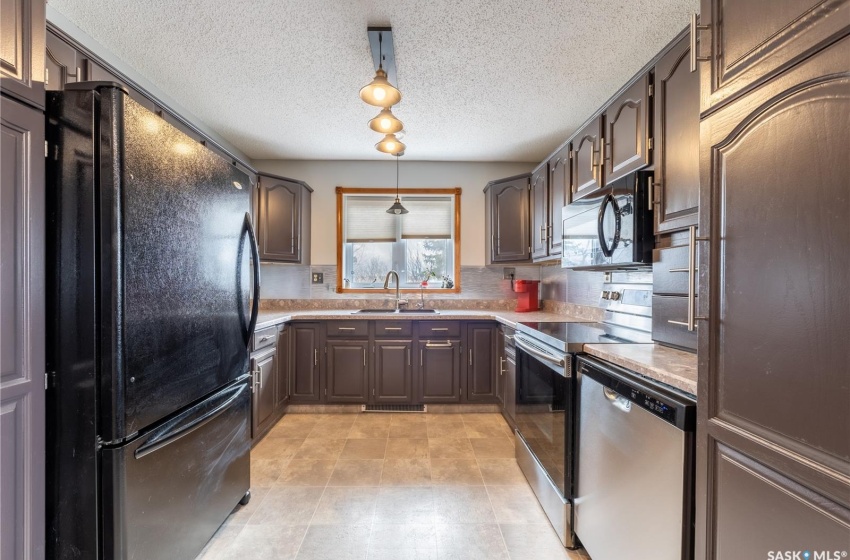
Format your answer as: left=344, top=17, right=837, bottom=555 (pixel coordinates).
left=430, top=327, right=449, bottom=331
left=384, top=327, right=402, bottom=331
left=338, top=327, right=356, bottom=331
left=425, top=341, right=453, bottom=348
left=259, top=336, right=271, bottom=342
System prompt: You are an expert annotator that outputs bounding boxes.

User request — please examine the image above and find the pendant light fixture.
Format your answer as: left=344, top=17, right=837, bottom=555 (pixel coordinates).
left=386, top=154, right=408, bottom=215
left=359, top=33, right=402, bottom=108
left=368, top=107, right=404, bottom=134
left=375, top=133, right=406, bottom=155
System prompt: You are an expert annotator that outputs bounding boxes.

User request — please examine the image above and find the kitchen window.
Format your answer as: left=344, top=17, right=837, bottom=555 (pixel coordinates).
left=336, top=187, right=461, bottom=293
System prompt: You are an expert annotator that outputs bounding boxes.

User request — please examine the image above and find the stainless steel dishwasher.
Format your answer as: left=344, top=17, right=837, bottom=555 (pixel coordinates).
left=574, top=356, right=696, bottom=560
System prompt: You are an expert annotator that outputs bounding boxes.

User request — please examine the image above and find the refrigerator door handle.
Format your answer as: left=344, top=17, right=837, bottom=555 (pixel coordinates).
left=244, top=212, right=261, bottom=347
left=135, top=381, right=249, bottom=459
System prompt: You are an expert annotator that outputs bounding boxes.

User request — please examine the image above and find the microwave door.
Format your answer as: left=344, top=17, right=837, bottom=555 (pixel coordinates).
left=561, top=203, right=605, bottom=268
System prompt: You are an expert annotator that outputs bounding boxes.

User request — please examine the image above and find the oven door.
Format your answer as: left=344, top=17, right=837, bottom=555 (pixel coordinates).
left=513, top=337, right=573, bottom=498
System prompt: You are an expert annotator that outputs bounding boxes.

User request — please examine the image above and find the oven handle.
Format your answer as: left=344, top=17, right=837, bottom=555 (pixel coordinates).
left=514, top=335, right=566, bottom=367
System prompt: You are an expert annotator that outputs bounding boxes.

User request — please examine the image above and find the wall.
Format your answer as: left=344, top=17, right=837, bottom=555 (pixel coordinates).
left=541, top=265, right=653, bottom=307
left=253, top=160, right=532, bottom=266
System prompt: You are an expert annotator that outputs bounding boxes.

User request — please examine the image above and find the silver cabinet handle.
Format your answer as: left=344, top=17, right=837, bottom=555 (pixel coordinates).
left=407, top=347, right=411, bottom=366
left=259, top=335, right=271, bottom=342
left=430, top=327, right=449, bottom=332
left=666, top=225, right=709, bottom=331
left=384, top=327, right=402, bottom=331
left=689, top=13, right=711, bottom=72
left=420, top=349, right=423, bottom=367
left=499, top=357, right=506, bottom=376
left=468, top=349, right=473, bottom=366
left=363, top=348, right=366, bottom=366
left=504, top=334, right=515, bottom=341
left=338, top=327, right=356, bottom=331
left=314, top=348, right=318, bottom=366
left=425, top=341, right=453, bottom=348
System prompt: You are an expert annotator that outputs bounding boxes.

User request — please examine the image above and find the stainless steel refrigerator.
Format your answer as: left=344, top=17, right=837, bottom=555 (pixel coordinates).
left=46, top=82, right=260, bottom=560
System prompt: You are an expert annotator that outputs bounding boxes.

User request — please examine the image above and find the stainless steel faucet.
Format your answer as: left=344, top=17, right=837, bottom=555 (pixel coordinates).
left=383, top=270, right=402, bottom=311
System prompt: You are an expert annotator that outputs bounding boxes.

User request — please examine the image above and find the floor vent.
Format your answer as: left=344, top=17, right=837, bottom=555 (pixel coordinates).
left=361, top=404, right=427, bottom=413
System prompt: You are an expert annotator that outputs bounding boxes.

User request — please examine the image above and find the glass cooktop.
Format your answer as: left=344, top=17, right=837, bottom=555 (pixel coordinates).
left=516, top=321, right=654, bottom=353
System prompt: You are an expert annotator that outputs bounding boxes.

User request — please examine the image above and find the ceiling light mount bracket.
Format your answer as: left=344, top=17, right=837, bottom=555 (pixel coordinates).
left=367, top=27, right=398, bottom=92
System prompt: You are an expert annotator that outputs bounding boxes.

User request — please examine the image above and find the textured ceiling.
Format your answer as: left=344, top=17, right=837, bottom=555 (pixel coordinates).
left=49, top=0, right=699, bottom=161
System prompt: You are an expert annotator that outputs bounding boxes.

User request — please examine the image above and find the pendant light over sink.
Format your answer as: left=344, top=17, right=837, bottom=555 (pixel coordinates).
left=386, top=154, right=408, bottom=215
left=362, top=27, right=409, bottom=156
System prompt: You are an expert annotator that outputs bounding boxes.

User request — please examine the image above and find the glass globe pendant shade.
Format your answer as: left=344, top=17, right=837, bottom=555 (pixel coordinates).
left=368, top=107, right=404, bottom=134
left=359, top=67, right=402, bottom=108
left=375, top=133, right=406, bottom=155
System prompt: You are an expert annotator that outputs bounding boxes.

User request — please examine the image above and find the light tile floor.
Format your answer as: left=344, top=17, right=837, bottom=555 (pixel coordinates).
left=196, top=412, right=591, bottom=560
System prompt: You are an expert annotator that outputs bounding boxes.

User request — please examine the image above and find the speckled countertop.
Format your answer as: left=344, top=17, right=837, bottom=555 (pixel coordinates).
left=582, top=343, right=698, bottom=396
left=256, top=308, right=589, bottom=330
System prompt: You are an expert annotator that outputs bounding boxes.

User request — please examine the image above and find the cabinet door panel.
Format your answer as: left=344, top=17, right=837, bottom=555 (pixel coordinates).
left=490, top=176, right=530, bottom=262
left=530, top=166, right=548, bottom=259
left=1, top=98, right=45, bottom=560
left=699, top=0, right=850, bottom=112
left=374, top=341, right=413, bottom=403
left=275, top=324, right=291, bottom=409
left=654, top=35, right=701, bottom=234
left=258, top=176, right=301, bottom=262
left=327, top=341, right=369, bottom=403
left=290, top=324, right=321, bottom=402
left=45, top=31, right=80, bottom=91
left=466, top=323, right=498, bottom=402
left=696, top=36, right=850, bottom=558
left=604, top=74, right=650, bottom=183
left=418, top=340, right=461, bottom=403
left=547, top=145, right=569, bottom=257
left=570, top=117, right=603, bottom=201
left=251, top=351, right=277, bottom=437
left=0, top=0, right=44, bottom=107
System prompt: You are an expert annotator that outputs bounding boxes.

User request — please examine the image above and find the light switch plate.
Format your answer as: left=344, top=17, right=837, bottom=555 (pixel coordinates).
left=312, top=272, right=324, bottom=284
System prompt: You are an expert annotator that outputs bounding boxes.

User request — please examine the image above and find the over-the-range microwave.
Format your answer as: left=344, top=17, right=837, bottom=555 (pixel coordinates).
left=561, top=170, right=654, bottom=271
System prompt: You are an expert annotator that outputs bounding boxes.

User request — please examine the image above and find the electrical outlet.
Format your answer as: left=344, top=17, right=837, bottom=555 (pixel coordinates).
left=603, top=272, right=612, bottom=283
left=503, top=267, right=516, bottom=280
left=312, top=272, right=324, bottom=284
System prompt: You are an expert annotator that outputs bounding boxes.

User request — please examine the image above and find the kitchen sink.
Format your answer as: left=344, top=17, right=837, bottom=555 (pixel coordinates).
left=351, top=308, right=440, bottom=314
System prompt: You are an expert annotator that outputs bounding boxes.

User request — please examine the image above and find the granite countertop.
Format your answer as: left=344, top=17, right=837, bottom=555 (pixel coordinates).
left=255, top=308, right=590, bottom=330
left=582, top=343, right=698, bottom=397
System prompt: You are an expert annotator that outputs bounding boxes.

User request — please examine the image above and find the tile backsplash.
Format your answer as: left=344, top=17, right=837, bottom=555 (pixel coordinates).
left=260, top=264, right=541, bottom=300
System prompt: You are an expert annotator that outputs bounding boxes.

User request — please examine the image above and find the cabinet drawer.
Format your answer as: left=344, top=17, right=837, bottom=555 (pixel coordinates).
left=253, top=326, right=278, bottom=352
left=653, top=245, right=694, bottom=296
left=375, top=321, right=413, bottom=337
left=651, top=295, right=697, bottom=352
left=326, top=320, right=369, bottom=337
left=418, top=321, right=461, bottom=338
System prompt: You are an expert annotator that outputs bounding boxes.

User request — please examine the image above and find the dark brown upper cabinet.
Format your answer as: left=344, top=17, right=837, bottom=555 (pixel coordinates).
left=653, top=34, right=700, bottom=234
left=603, top=73, right=651, bottom=184
left=696, top=0, right=849, bottom=113
left=484, top=173, right=531, bottom=264
left=530, top=163, right=549, bottom=260
left=0, top=0, right=44, bottom=108
left=570, top=116, right=604, bottom=201
left=547, top=144, right=569, bottom=257
left=45, top=31, right=81, bottom=91
left=257, top=173, right=312, bottom=264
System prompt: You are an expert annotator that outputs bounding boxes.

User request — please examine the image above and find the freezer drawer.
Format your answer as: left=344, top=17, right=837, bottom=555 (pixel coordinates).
left=101, top=379, right=251, bottom=560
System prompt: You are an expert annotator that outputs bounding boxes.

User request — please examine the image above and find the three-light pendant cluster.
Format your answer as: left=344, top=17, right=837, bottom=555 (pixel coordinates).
left=360, top=33, right=406, bottom=156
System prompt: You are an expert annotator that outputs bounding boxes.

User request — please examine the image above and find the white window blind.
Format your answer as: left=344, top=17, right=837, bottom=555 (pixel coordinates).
left=401, top=197, right=453, bottom=239
left=344, top=196, right=397, bottom=242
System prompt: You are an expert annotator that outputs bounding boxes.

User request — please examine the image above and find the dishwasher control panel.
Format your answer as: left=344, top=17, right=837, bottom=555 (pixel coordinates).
left=626, top=387, right=678, bottom=424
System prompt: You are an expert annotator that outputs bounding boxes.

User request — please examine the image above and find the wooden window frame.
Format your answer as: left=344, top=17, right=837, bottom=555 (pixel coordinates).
left=336, top=186, right=462, bottom=294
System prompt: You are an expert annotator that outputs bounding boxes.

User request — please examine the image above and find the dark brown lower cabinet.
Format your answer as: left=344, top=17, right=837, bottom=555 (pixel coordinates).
left=275, top=323, right=291, bottom=409
left=465, top=323, right=498, bottom=402
left=326, top=340, right=369, bottom=403
left=695, top=31, right=850, bottom=559
left=251, top=347, right=277, bottom=438
left=373, top=341, right=414, bottom=403
left=290, top=323, right=323, bottom=402
left=418, top=339, right=461, bottom=403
